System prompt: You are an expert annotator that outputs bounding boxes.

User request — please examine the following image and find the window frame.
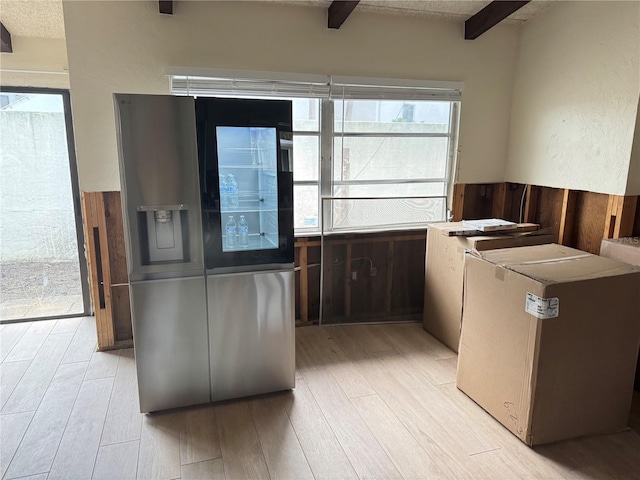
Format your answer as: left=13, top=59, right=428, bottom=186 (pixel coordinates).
left=0, top=86, right=92, bottom=323
left=330, top=99, right=457, bottom=187
left=324, top=97, right=458, bottom=234
left=292, top=109, right=322, bottom=234
left=169, top=72, right=462, bottom=235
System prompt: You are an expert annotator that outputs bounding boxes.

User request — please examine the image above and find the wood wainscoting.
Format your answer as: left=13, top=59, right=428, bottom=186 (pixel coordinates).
left=80, top=191, right=427, bottom=347
left=82, top=184, right=638, bottom=346
left=452, top=183, right=639, bottom=254
left=81, top=192, right=133, bottom=350
left=295, top=231, right=426, bottom=325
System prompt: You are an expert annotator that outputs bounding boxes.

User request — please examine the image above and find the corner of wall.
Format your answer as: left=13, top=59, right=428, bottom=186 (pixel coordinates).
left=504, top=1, right=640, bottom=196
left=0, top=36, right=70, bottom=89
left=625, top=97, right=640, bottom=195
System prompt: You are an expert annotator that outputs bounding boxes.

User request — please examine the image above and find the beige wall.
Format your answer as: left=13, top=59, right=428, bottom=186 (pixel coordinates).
left=62, top=0, right=520, bottom=192
left=627, top=98, right=640, bottom=195
left=506, top=1, right=640, bottom=196
left=0, top=36, right=69, bottom=89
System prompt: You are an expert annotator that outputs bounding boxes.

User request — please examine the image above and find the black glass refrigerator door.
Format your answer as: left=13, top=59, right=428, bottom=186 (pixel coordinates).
left=195, top=98, right=293, bottom=270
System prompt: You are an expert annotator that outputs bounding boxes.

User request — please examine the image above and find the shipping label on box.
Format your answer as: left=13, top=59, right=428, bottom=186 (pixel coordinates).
left=525, top=293, right=559, bottom=319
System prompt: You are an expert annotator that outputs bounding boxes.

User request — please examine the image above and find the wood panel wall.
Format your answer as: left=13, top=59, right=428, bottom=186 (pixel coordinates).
left=81, top=191, right=427, bottom=339
left=572, top=192, right=610, bottom=254
left=82, top=186, right=638, bottom=340
left=294, top=231, right=426, bottom=324
left=453, top=183, right=639, bottom=254
left=81, top=192, right=133, bottom=350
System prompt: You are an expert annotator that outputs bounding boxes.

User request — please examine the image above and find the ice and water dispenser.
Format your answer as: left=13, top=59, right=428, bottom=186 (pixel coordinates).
left=137, top=206, right=191, bottom=265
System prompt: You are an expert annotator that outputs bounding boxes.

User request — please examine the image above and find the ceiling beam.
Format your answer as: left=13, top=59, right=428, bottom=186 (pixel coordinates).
left=159, top=1, right=173, bottom=15
left=328, top=1, right=360, bottom=29
left=1, top=22, right=12, bottom=53
left=465, top=1, right=530, bottom=40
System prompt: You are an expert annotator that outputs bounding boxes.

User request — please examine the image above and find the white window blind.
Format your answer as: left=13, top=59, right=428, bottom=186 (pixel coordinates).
left=171, top=76, right=331, bottom=99
left=330, top=77, right=462, bottom=102
left=168, top=69, right=462, bottom=102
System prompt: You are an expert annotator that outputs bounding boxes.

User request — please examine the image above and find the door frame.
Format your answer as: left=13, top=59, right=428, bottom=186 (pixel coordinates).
left=0, top=86, right=91, bottom=323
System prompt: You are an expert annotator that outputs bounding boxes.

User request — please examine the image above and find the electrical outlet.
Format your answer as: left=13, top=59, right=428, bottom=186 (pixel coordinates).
left=370, top=266, right=377, bottom=276
left=352, top=270, right=358, bottom=281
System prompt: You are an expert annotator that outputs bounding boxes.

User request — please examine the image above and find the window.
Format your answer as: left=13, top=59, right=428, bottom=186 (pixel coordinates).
left=0, top=89, right=90, bottom=321
left=292, top=99, right=321, bottom=231
left=401, top=103, right=415, bottom=122
left=170, top=72, right=461, bottom=234
left=331, top=98, right=454, bottom=231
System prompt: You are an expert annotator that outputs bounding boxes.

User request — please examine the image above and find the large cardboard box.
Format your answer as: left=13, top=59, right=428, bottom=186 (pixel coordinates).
left=600, top=237, right=640, bottom=391
left=600, top=238, right=640, bottom=266
left=423, top=223, right=555, bottom=352
left=457, top=244, right=640, bottom=446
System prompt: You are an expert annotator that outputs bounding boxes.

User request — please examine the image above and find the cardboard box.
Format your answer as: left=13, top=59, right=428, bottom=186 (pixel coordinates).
left=600, top=238, right=640, bottom=266
left=600, top=237, right=640, bottom=391
left=457, top=244, right=640, bottom=446
left=423, top=222, right=555, bottom=352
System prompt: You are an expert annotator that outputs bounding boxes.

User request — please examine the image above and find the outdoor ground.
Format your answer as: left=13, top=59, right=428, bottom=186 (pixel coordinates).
left=0, top=261, right=84, bottom=320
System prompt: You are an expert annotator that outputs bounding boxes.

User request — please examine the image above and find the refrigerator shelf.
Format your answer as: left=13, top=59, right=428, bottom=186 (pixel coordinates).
left=222, top=208, right=278, bottom=214
left=204, top=207, right=278, bottom=214
left=221, top=234, right=278, bottom=251
left=219, top=165, right=277, bottom=173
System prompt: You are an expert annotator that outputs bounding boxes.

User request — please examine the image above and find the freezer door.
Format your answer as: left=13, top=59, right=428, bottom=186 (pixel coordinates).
left=115, top=94, right=204, bottom=281
left=130, top=277, right=210, bottom=412
left=207, top=269, right=295, bottom=401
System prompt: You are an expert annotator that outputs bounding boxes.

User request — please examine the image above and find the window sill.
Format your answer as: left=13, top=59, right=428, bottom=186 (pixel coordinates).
left=294, top=223, right=430, bottom=240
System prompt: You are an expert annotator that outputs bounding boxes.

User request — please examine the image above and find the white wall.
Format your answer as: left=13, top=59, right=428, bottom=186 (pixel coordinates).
left=62, top=0, right=520, bottom=192
left=627, top=98, right=640, bottom=195
left=506, top=1, right=640, bottom=196
left=0, top=36, right=69, bottom=89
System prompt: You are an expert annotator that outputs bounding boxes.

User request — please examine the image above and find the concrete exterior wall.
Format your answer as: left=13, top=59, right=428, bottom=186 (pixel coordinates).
left=0, top=111, right=78, bottom=262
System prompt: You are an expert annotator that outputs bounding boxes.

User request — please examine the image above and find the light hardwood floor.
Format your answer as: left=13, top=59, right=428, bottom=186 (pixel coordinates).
left=1, top=317, right=639, bottom=480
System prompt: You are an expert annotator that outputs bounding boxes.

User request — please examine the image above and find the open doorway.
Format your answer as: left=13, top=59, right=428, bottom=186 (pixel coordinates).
left=0, top=88, right=89, bottom=323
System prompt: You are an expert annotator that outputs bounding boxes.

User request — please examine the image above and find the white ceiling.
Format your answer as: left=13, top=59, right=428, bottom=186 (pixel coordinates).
left=0, top=0, right=553, bottom=40
left=0, top=0, right=65, bottom=39
left=282, top=0, right=554, bottom=23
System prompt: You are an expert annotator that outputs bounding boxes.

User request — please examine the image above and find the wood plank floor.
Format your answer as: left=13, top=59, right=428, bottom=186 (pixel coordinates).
left=1, top=317, right=639, bottom=479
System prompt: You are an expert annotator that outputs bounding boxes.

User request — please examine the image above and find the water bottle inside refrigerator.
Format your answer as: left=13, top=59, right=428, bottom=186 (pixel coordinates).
left=220, top=174, right=229, bottom=209
left=238, top=215, right=249, bottom=248
left=228, top=174, right=239, bottom=208
left=225, top=215, right=237, bottom=249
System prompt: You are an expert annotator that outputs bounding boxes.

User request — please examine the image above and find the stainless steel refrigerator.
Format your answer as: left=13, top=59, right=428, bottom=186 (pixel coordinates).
left=115, top=94, right=295, bottom=413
